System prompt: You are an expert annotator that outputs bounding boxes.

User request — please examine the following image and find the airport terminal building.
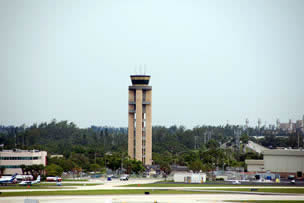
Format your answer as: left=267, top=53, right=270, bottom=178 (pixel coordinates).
left=0, top=149, right=47, bottom=175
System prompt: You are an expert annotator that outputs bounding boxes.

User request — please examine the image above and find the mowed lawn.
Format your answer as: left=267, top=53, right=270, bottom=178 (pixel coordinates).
left=0, top=183, right=102, bottom=190
left=1, top=188, right=304, bottom=197
left=122, top=183, right=304, bottom=194
left=0, top=189, right=215, bottom=197
left=0, top=185, right=75, bottom=190
left=123, top=183, right=285, bottom=187
left=204, top=188, right=304, bottom=194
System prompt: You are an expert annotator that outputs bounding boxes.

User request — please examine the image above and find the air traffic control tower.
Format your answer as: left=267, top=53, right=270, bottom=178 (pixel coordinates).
left=128, top=75, right=152, bottom=165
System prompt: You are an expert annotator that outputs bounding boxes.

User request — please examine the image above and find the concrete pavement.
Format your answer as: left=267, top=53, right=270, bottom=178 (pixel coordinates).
left=1, top=178, right=304, bottom=202
left=1, top=194, right=304, bottom=203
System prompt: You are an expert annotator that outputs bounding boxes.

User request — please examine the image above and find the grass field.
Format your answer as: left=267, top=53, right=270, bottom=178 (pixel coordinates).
left=1, top=187, right=304, bottom=197
left=199, top=188, right=304, bottom=194
left=0, top=189, right=215, bottom=197
left=122, top=183, right=283, bottom=187
left=0, top=185, right=75, bottom=190
left=0, top=182, right=102, bottom=189
left=122, top=183, right=304, bottom=194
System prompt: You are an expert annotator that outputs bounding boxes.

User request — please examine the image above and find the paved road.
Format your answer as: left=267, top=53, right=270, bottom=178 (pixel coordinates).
left=1, top=194, right=304, bottom=203
left=1, top=178, right=304, bottom=202
left=247, top=141, right=268, bottom=153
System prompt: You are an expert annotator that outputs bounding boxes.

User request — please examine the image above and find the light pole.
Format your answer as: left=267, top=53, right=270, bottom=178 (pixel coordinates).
left=174, top=151, right=188, bottom=166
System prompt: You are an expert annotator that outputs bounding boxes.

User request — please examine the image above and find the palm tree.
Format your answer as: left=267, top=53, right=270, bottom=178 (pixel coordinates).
left=25, top=165, right=33, bottom=176
left=30, top=164, right=45, bottom=179
left=0, top=166, right=5, bottom=176
left=20, top=164, right=26, bottom=175
left=37, top=164, right=45, bottom=175
left=24, top=165, right=30, bottom=175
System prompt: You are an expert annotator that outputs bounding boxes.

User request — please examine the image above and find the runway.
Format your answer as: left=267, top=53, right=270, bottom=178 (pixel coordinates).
left=1, top=178, right=304, bottom=202
left=1, top=193, right=304, bottom=203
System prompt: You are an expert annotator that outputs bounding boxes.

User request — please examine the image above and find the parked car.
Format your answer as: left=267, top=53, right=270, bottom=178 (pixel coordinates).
left=232, top=180, right=241, bottom=185
left=46, top=177, right=62, bottom=182
left=107, top=174, right=118, bottom=179
left=120, top=174, right=129, bottom=181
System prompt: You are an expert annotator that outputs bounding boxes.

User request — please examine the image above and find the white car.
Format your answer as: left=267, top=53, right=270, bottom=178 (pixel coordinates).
left=120, top=175, right=129, bottom=181
left=232, top=180, right=241, bottom=184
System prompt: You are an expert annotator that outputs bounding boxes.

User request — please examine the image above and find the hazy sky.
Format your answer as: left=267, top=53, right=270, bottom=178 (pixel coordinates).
left=1, top=0, right=304, bottom=128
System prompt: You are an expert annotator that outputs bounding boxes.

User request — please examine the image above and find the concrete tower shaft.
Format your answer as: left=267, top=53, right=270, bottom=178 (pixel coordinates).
left=128, top=75, right=152, bottom=165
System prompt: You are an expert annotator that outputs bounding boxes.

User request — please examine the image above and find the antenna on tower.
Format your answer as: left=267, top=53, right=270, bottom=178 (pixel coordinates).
left=138, top=64, right=141, bottom=75
left=144, top=64, right=146, bottom=75
left=258, top=118, right=261, bottom=129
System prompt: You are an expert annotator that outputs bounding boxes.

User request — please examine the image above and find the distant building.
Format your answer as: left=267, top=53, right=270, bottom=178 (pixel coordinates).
left=170, top=164, right=189, bottom=173
left=50, top=154, right=64, bottom=159
left=0, top=149, right=47, bottom=175
left=245, top=160, right=265, bottom=172
left=277, top=116, right=304, bottom=133
left=173, top=172, right=206, bottom=183
left=246, top=149, right=304, bottom=178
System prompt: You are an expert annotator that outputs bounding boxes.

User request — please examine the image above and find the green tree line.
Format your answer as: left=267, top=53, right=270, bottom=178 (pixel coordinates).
left=0, top=120, right=296, bottom=175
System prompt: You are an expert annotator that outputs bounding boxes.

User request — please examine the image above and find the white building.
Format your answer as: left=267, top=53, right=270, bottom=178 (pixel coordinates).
left=245, top=160, right=265, bottom=172
left=173, top=172, right=206, bottom=183
left=0, top=149, right=47, bottom=175
left=264, top=149, right=304, bottom=175
left=50, top=154, right=64, bottom=159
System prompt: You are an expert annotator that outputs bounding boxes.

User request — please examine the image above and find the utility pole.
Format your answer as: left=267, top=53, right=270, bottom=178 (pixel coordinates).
left=104, top=154, right=107, bottom=171
left=258, top=118, right=261, bottom=137
left=234, top=128, right=241, bottom=151
left=204, top=132, right=207, bottom=144
left=103, top=129, right=106, bottom=151
left=298, top=132, right=300, bottom=149
left=246, top=118, right=249, bottom=136
left=120, top=153, right=124, bottom=175
left=14, top=127, right=18, bottom=148
left=297, top=128, right=300, bottom=149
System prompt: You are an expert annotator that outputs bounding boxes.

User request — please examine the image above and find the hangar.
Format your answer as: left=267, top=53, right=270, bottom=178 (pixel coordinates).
left=246, top=149, right=304, bottom=178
